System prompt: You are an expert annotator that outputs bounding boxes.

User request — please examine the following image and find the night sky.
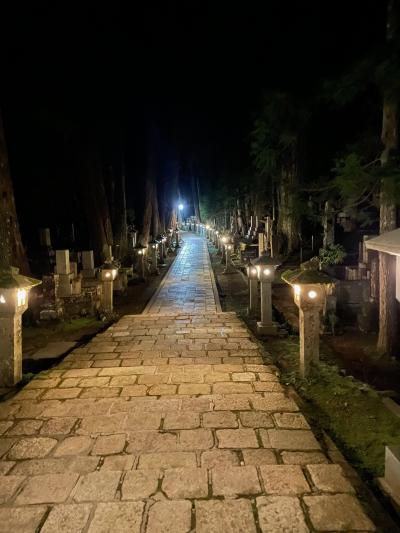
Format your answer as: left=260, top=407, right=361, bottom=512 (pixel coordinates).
left=1, top=1, right=386, bottom=245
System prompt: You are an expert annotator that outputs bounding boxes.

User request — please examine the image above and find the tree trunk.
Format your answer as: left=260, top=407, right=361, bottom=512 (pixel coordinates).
left=277, top=163, right=299, bottom=255
left=151, top=180, right=161, bottom=238
left=377, top=0, right=399, bottom=355
left=0, top=112, right=30, bottom=274
left=81, top=146, right=113, bottom=263
left=141, top=175, right=153, bottom=245
left=190, top=166, right=201, bottom=223
left=323, top=200, right=335, bottom=248
left=109, top=162, right=128, bottom=260
left=377, top=96, right=398, bottom=354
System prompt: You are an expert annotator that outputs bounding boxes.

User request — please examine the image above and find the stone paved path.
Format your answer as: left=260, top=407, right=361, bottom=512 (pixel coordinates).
left=0, top=234, right=376, bottom=532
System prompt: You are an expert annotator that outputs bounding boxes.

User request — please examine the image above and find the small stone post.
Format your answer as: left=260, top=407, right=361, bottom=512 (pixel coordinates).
left=298, top=306, right=321, bottom=376
left=258, top=232, right=266, bottom=256
left=82, top=250, right=96, bottom=278
left=104, top=244, right=113, bottom=262
left=56, top=250, right=73, bottom=297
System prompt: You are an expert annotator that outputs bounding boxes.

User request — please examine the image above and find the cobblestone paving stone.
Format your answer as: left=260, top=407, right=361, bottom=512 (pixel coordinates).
left=0, top=234, right=376, bottom=531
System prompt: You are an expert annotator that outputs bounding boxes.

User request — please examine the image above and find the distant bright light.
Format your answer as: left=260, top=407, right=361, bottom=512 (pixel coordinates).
left=17, top=289, right=26, bottom=307
left=294, top=285, right=301, bottom=296
left=221, top=236, right=227, bottom=243
left=178, top=203, right=184, bottom=211
left=0, top=295, right=5, bottom=304
left=105, top=272, right=111, bottom=279
left=308, top=290, right=318, bottom=299
left=263, top=268, right=271, bottom=276
left=251, top=268, right=257, bottom=275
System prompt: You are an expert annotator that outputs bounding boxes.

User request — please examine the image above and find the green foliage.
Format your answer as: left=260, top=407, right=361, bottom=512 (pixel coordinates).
left=269, top=336, right=400, bottom=478
left=251, top=92, right=309, bottom=178
left=319, top=244, right=347, bottom=267
left=333, top=153, right=374, bottom=199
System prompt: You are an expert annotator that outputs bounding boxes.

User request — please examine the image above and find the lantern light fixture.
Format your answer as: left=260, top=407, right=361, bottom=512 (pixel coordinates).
left=251, top=254, right=281, bottom=335
left=17, top=289, right=27, bottom=307
left=281, top=258, right=335, bottom=376
left=0, top=294, right=6, bottom=304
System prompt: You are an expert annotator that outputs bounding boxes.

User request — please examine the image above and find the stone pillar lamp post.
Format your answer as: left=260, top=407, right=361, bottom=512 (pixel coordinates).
left=157, top=234, right=167, bottom=267
left=149, top=239, right=160, bottom=275
left=0, top=266, right=41, bottom=386
left=223, top=242, right=236, bottom=274
left=175, top=229, right=180, bottom=249
left=246, top=264, right=259, bottom=317
left=282, top=258, right=334, bottom=377
left=135, top=244, right=148, bottom=281
left=253, top=254, right=281, bottom=336
left=99, top=261, right=118, bottom=313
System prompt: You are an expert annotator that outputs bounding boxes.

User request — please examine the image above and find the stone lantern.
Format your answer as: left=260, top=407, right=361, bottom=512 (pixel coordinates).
left=253, top=254, right=281, bottom=336
left=175, top=229, right=180, bottom=249
left=282, top=258, right=334, bottom=377
left=157, top=234, right=167, bottom=267
left=220, top=235, right=229, bottom=262
left=0, top=266, right=41, bottom=386
left=98, top=261, right=118, bottom=313
left=149, top=239, right=160, bottom=275
left=246, top=264, right=259, bottom=317
left=223, top=242, right=236, bottom=274
left=134, top=244, right=148, bottom=280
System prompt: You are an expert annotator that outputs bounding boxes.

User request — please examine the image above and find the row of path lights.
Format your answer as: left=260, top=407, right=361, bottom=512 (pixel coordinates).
left=282, top=258, right=334, bottom=377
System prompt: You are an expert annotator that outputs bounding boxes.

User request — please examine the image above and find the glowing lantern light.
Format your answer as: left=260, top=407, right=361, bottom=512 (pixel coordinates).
left=0, top=295, right=5, bottom=304
left=17, top=289, right=27, bottom=307
left=282, top=258, right=335, bottom=377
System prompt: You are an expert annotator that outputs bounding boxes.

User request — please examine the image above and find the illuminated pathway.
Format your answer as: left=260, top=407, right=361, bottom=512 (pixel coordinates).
left=144, top=233, right=220, bottom=315
left=0, top=233, right=376, bottom=532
